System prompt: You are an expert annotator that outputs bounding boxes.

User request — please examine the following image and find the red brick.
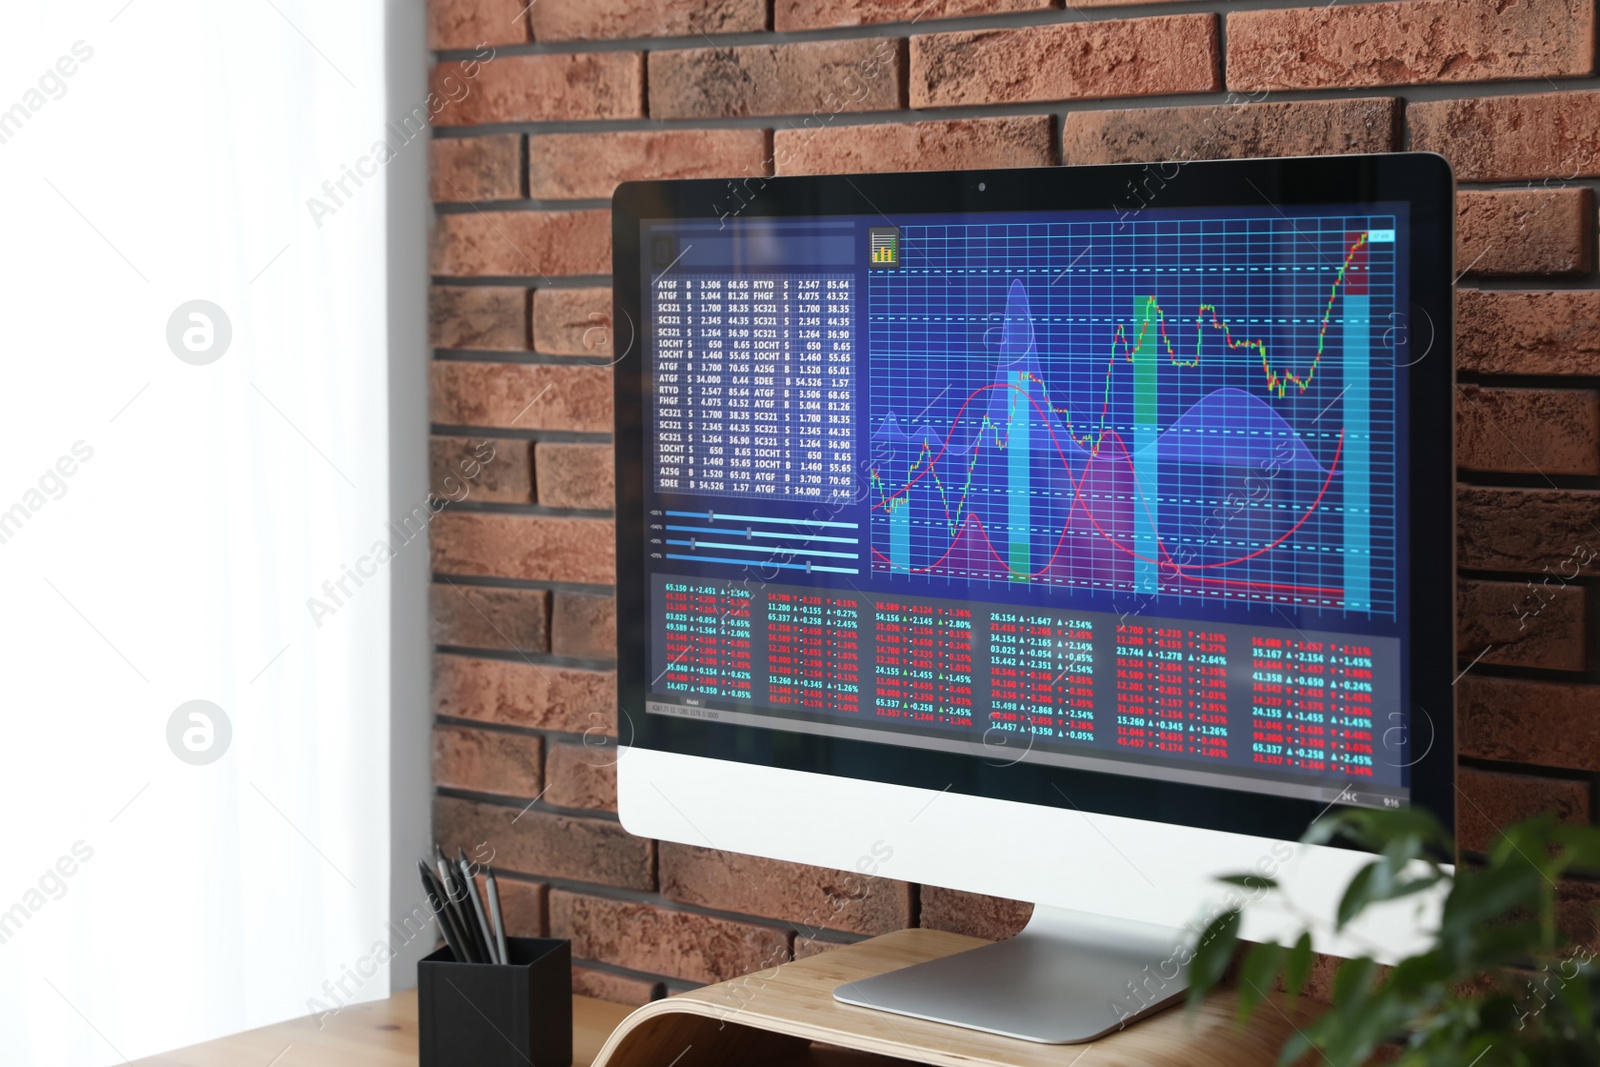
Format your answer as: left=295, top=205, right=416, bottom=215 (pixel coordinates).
left=430, top=286, right=528, bottom=350
left=551, top=890, right=789, bottom=983
left=430, top=512, right=616, bottom=584
left=910, top=16, right=1220, bottom=108
left=529, top=129, right=770, bottom=200
left=1457, top=767, right=1590, bottom=854
left=1457, top=188, right=1594, bottom=277
left=530, top=0, right=765, bottom=41
left=1457, top=385, right=1600, bottom=477
left=535, top=443, right=614, bottom=510
left=430, top=436, right=534, bottom=503
left=1062, top=98, right=1398, bottom=165
left=660, top=844, right=914, bottom=936
left=478, top=875, right=547, bottom=938
left=433, top=653, right=617, bottom=732
left=918, top=886, right=1031, bottom=940
left=435, top=797, right=655, bottom=890
left=1410, top=91, right=1600, bottom=181
left=775, top=116, right=1054, bottom=176
left=551, top=593, right=617, bottom=659
left=572, top=965, right=661, bottom=1006
left=1459, top=578, right=1593, bottom=673
left=533, top=288, right=614, bottom=358
left=1458, top=487, right=1600, bottom=574
left=544, top=741, right=618, bottom=812
left=1226, top=0, right=1594, bottom=92
left=433, top=723, right=542, bottom=796
left=1556, top=881, right=1600, bottom=953
left=1457, top=290, right=1600, bottom=376
left=649, top=39, right=903, bottom=120
left=777, top=0, right=1052, bottom=31
left=429, top=135, right=522, bottom=202
left=428, top=0, right=531, bottom=49
left=430, top=362, right=612, bottom=432
left=430, top=53, right=643, bottom=125
left=1460, top=676, right=1600, bottom=772
left=429, top=583, right=551, bottom=653
left=430, top=210, right=610, bottom=278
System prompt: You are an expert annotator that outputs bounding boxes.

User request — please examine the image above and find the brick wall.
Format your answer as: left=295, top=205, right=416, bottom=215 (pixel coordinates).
left=427, top=0, right=1600, bottom=1004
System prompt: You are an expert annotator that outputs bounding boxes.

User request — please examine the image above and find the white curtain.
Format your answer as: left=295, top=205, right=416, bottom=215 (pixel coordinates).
left=0, top=2, right=405, bottom=1062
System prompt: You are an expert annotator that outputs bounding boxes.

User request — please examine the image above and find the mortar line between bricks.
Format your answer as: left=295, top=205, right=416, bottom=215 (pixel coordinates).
left=446, top=501, right=615, bottom=519
left=1455, top=661, right=1600, bottom=685
left=433, top=275, right=611, bottom=288
left=433, top=349, right=623, bottom=367
left=1462, top=277, right=1600, bottom=291
left=435, top=644, right=615, bottom=671
left=1455, top=472, right=1600, bottom=491
left=1457, top=755, right=1600, bottom=784
left=436, top=198, right=612, bottom=213
left=542, top=874, right=874, bottom=934
left=438, top=785, right=623, bottom=823
left=427, top=0, right=1600, bottom=58
left=431, top=425, right=613, bottom=444
left=1456, top=565, right=1600, bottom=584
left=435, top=715, right=564, bottom=740
left=567, top=955, right=675, bottom=988
left=432, top=572, right=615, bottom=595
left=433, top=717, right=620, bottom=749
left=1456, top=373, right=1600, bottom=390
left=429, top=76, right=1600, bottom=139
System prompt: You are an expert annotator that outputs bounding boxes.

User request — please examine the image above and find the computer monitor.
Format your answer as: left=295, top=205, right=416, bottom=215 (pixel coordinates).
left=612, top=154, right=1455, bottom=1043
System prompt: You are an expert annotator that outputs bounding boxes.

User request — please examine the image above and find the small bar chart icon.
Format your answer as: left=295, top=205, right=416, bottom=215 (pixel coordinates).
left=869, top=226, right=900, bottom=268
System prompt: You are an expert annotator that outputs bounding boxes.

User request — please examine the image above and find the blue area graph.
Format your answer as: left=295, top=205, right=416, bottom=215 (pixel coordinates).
left=866, top=214, right=1398, bottom=617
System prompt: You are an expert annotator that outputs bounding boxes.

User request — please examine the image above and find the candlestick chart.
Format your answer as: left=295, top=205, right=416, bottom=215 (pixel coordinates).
left=866, top=216, right=1397, bottom=616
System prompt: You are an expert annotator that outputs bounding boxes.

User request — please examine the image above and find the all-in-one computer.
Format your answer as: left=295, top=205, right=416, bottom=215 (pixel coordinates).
left=612, top=154, right=1455, bottom=1042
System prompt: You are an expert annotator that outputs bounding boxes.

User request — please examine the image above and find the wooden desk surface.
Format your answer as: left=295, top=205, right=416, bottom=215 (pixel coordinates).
left=126, top=990, right=632, bottom=1067
left=128, top=930, right=1309, bottom=1067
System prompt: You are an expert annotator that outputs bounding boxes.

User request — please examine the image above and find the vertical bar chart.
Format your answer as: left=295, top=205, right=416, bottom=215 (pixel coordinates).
left=1008, top=371, right=1032, bottom=581
left=1343, top=231, right=1373, bottom=614
left=889, top=495, right=911, bottom=572
left=1132, top=323, right=1160, bottom=594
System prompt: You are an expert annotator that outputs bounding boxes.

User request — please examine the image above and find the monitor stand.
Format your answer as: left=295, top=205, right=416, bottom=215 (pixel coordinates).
left=832, top=905, right=1191, bottom=1044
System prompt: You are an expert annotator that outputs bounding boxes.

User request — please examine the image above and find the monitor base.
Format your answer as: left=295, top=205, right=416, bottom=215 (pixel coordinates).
left=832, top=905, right=1190, bottom=1044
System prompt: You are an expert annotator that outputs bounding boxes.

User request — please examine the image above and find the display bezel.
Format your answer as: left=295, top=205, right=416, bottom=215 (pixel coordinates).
left=612, top=154, right=1456, bottom=844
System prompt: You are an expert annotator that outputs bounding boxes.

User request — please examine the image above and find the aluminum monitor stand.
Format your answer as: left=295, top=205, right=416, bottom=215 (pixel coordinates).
left=833, top=906, right=1190, bottom=1044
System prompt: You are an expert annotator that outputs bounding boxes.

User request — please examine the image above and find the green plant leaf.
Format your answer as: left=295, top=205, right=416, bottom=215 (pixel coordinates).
left=1284, top=931, right=1313, bottom=998
left=1550, top=824, right=1600, bottom=876
left=1440, top=862, right=1544, bottom=945
left=1236, top=939, right=1283, bottom=1023
left=1332, top=955, right=1377, bottom=1007
left=1337, top=860, right=1381, bottom=930
left=1385, top=947, right=1449, bottom=996
left=1186, top=908, right=1241, bottom=1003
left=1217, top=874, right=1278, bottom=890
left=1306, top=806, right=1452, bottom=857
left=1274, top=1025, right=1312, bottom=1067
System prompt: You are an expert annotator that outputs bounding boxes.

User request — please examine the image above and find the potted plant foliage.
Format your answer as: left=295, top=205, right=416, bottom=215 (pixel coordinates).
left=1188, top=809, right=1600, bottom=1066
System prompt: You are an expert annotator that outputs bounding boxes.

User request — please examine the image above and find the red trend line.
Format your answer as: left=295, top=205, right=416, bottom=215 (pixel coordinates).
left=871, top=233, right=1368, bottom=597
left=871, top=415, right=1345, bottom=594
left=995, top=231, right=1371, bottom=457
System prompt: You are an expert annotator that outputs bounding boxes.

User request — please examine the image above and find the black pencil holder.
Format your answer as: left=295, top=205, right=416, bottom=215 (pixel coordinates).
left=418, top=937, right=572, bottom=1067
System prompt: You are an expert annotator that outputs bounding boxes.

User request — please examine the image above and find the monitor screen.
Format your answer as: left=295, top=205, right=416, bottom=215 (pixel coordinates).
left=635, top=201, right=1413, bottom=811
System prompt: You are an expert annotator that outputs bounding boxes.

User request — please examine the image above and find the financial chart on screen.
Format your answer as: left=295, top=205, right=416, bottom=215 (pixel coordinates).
left=641, top=204, right=1411, bottom=808
left=867, top=217, right=1395, bottom=616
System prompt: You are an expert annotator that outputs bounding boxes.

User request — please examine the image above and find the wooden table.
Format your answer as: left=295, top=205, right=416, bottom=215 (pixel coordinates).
left=130, top=930, right=1309, bottom=1067
left=126, top=992, right=631, bottom=1067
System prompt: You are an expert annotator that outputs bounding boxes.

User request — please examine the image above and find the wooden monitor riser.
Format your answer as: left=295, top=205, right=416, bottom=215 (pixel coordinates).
left=593, top=928, right=1313, bottom=1067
